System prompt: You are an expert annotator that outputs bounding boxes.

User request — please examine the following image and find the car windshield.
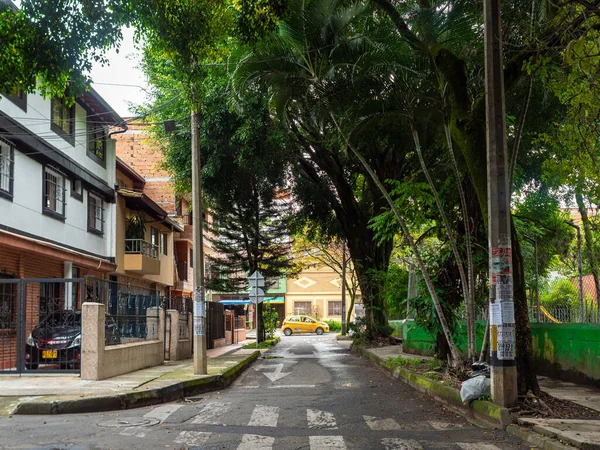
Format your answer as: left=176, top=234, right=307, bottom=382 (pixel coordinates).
left=41, top=311, right=81, bottom=327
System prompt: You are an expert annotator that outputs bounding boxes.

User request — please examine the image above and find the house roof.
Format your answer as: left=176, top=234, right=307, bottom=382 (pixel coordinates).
left=117, top=187, right=183, bottom=232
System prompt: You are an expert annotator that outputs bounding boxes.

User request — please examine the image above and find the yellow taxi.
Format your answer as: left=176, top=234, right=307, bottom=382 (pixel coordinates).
left=281, top=315, right=330, bottom=336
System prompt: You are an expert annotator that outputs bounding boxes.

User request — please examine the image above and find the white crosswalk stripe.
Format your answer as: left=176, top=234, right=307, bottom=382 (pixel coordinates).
left=174, top=431, right=211, bottom=446
left=307, top=408, right=338, bottom=429
left=309, top=435, right=346, bottom=450
left=457, top=443, right=503, bottom=450
left=363, top=415, right=402, bottom=431
left=144, top=404, right=182, bottom=421
left=237, top=434, right=275, bottom=450
left=248, top=405, right=279, bottom=427
left=192, top=402, right=231, bottom=424
left=381, top=438, right=423, bottom=450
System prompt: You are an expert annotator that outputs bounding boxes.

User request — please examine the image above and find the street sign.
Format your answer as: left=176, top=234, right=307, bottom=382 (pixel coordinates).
left=248, top=271, right=265, bottom=288
left=249, top=286, right=264, bottom=304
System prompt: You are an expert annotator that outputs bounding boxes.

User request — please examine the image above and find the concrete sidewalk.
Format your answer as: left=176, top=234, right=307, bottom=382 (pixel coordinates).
left=361, top=343, right=600, bottom=449
left=0, top=341, right=263, bottom=415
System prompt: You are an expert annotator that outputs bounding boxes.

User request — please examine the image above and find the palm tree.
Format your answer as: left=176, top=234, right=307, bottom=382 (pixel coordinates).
left=233, top=0, right=467, bottom=364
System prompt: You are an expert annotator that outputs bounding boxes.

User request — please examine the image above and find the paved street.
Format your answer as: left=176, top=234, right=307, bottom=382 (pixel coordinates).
left=0, top=335, right=526, bottom=449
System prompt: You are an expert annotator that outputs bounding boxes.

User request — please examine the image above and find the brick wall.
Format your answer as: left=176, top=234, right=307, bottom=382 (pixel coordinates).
left=0, top=245, right=107, bottom=370
left=113, top=125, right=177, bottom=215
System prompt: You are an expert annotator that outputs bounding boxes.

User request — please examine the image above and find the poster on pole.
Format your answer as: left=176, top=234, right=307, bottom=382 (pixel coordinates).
left=497, top=325, right=515, bottom=360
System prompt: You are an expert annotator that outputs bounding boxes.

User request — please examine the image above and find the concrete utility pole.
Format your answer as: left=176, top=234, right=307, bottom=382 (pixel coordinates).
left=341, top=245, right=347, bottom=336
left=191, top=109, right=207, bottom=375
left=484, top=0, right=518, bottom=407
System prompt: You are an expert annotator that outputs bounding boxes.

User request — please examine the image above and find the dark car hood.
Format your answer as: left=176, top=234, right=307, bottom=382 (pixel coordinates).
left=31, top=326, right=80, bottom=343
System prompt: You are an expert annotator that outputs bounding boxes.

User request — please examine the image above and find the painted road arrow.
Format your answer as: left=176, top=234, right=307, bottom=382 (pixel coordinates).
left=254, top=363, right=291, bottom=382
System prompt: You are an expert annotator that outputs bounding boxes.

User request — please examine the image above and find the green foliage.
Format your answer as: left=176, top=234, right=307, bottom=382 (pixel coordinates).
left=384, top=264, right=409, bottom=320
left=0, top=1, right=129, bottom=98
left=324, top=320, right=342, bottom=332
left=262, top=303, right=279, bottom=340
left=125, top=214, right=146, bottom=240
left=243, top=337, right=279, bottom=349
left=540, top=278, right=578, bottom=310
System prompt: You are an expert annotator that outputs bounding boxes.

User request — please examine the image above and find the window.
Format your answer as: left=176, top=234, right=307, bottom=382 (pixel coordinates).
left=88, top=192, right=104, bottom=234
left=189, top=248, right=193, bottom=268
left=150, top=227, right=159, bottom=248
left=328, top=301, right=342, bottom=316
left=71, top=178, right=83, bottom=201
left=0, top=275, right=15, bottom=330
left=87, top=124, right=106, bottom=165
left=160, top=233, right=168, bottom=255
left=268, top=278, right=280, bottom=290
left=294, top=301, right=312, bottom=315
left=43, top=166, right=66, bottom=219
left=5, top=86, right=26, bottom=111
left=0, top=138, right=14, bottom=200
left=51, top=97, right=75, bottom=145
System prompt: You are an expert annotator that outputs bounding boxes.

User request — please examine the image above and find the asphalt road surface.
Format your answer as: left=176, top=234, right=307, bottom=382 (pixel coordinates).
left=0, top=334, right=527, bottom=449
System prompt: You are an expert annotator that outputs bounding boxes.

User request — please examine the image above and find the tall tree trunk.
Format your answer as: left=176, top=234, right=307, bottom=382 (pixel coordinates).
left=512, top=218, right=540, bottom=394
left=576, top=191, right=600, bottom=318
left=331, top=114, right=462, bottom=366
left=346, top=234, right=391, bottom=338
left=442, top=122, right=477, bottom=360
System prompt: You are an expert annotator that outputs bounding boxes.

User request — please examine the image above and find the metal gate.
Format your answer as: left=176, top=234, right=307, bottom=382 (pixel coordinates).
left=0, top=278, right=84, bottom=374
left=206, top=301, right=225, bottom=349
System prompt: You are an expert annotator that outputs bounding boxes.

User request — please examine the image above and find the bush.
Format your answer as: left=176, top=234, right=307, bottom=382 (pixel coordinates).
left=262, top=303, right=279, bottom=340
left=324, top=319, right=342, bottom=332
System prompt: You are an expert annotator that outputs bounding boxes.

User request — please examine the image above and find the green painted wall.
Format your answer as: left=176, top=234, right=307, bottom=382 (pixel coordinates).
left=400, top=320, right=487, bottom=358
left=531, top=323, right=600, bottom=386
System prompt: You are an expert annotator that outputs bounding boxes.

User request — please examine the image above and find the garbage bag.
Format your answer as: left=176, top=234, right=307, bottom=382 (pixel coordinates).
left=468, top=361, right=490, bottom=379
left=460, top=375, right=491, bottom=403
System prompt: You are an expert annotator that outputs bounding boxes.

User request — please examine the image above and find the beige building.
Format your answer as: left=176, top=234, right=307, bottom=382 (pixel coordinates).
left=286, top=266, right=359, bottom=322
left=114, top=158, right=183, bottom=294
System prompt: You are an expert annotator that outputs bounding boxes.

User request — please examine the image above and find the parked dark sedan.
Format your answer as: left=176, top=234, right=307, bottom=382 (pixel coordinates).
left=25, top=310, right=120, bottom=370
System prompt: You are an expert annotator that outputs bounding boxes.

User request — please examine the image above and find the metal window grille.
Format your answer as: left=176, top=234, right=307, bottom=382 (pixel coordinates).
left=88, top=193, right=104, bottom=233
left=0, top=139, right=13, bottom=194
left=44, top=167, right=65, bottom=215
left=328, top=301, right=342, bottom=316
left=0, top=280, right=15, bottom=330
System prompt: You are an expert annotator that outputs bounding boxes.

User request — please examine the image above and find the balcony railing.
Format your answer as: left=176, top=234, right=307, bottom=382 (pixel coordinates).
left=125, top=239, right=159, bottom=259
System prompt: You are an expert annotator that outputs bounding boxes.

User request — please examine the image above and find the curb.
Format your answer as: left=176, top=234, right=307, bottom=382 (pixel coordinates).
left=352, top=344, right=511, bottom=429
left=506, top=425, right=572, bottom=450
left=10, top=351, right=260, bottom=415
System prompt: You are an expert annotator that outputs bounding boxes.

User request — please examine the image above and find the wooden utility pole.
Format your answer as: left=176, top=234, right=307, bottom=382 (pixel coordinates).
left=191, top=109, right=207, bottom=375
left=484, top=0, right=518, bottom=406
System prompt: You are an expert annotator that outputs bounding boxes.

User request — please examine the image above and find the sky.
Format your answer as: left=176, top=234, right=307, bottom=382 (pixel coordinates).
left=11, top=0, right=148, bottom=118
left=89, top=27, right=149, bottom=118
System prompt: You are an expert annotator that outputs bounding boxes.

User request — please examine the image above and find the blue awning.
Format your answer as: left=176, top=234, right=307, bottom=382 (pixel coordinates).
left=220, top=300, right=251, bottom=305
left=219, top=296, right=284, bottom=306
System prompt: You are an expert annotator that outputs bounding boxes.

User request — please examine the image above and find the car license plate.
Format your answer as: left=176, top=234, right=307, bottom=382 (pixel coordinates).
left=42, top=350, right=57, bottom=359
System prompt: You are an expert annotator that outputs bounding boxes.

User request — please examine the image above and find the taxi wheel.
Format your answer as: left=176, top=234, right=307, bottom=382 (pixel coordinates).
left=316, top=327, right=324, bottom=335
left=284, top=328, right=292, bottom=336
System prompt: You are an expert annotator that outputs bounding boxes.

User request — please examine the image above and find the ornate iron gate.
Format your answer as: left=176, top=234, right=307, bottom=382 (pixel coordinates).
left=0, top=278, right=84, bottom=374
